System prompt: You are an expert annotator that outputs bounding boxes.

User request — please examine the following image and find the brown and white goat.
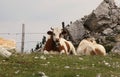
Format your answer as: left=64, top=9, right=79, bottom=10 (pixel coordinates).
left=77, top=38, right=106, bottom=56
left=43, top=27, right=77, bottom=55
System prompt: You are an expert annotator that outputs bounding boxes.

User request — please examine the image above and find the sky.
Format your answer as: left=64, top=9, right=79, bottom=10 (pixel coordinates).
left=0, top=0, right=120, bottom=52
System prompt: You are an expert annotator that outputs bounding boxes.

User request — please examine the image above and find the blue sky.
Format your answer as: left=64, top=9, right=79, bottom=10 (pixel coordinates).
left=0, top=0, right=120, bottom=51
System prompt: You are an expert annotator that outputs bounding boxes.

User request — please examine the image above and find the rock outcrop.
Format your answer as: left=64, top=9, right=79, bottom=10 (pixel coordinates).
left=65, top=0, right=120, bottom=53
left=65, top=20, right=86, bottom=45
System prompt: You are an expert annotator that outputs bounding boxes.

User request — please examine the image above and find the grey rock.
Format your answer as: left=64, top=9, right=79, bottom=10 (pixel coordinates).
left=94, top=1, right=110, bottom=18
left=0, top=46, right=12, bottom=58
left=111, top=42, right=120, bottom=54
left=38, top=72, right=48, bottom=77
left=103, top=28, right=113, bottom=35
left=83, top=0, right=118, bottom=32
left=115, top=34, right=120, bottom=42
left=116, top=25, right=120, bottom=31
left=63, top=0, right=120, bottom=53
left=109, top=23, right=117, bottom=28
left=66, top=20, right=86, bottom=45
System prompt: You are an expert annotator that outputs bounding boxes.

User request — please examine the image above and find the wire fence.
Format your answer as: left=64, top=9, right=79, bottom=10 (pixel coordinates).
left=0, top=33, right=46, bottom=35
left=0, top=32, right=46, bottom=43
left=16, top=41, right=41, bottom=43
left=0, top=32, right=47, bottom=51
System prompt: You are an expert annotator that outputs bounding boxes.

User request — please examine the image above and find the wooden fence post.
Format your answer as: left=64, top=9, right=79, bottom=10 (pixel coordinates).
left=21, top=24, right=25, bottom=53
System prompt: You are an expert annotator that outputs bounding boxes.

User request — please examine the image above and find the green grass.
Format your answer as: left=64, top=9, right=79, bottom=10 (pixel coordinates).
left=0, top=53, right=120, bottom=77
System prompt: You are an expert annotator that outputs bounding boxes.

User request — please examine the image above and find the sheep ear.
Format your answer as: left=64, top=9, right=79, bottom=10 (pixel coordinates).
left=47, top=31, right=53, bottom=35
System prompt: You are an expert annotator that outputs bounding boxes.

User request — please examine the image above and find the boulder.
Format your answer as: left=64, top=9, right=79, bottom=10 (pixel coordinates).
left=111, top=42, right=120, bottom=54
left=84, top=0, right=113, bottom=32
left=115, top=34, right=120, bottom=42
left=83, top=0, right=120, bottom=32
left=116, top=25, right=120, bottom=31
left=66, top=20, right=86, bottom=45
left=102, top=28, right=113, bottom=35
left=0, top=46, right=12, bottom=58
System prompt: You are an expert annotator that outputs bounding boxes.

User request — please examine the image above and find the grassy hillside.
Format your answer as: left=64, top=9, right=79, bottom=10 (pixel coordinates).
left=0, top=53, right=120, bottom=77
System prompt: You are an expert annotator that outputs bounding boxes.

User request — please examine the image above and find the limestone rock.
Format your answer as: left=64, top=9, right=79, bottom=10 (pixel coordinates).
left=111, top=42, right=120, bottom=54
left=66, top=20, right=86, bottom=45
left=115, top=34, right=120, bottom=42
left=0, top=46, right=12, bottom=58
left=116, top=25, right=120, bottom=31
left=102, top=28, right=113, bottom=35
left=65, top=0, right=120, bottom=52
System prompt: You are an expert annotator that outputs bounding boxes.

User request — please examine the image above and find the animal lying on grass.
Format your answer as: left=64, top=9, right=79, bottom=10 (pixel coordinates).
left=43, top=27, right=77, bottom=55
left=77, top=38, right=106, bottom=56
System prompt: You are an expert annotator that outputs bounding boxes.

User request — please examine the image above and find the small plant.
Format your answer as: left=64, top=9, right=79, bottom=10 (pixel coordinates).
left=42, top=36, right=46, bottom=45
left=35, top=43, right=40, bottom=50
left=104, top=44, right=113, bottom=53
left=105, top=36, right=116, bottom=42
left=116, top=30, right=120, bottom=34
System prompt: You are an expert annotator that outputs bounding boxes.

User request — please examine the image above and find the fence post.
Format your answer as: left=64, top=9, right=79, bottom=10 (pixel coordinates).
left=21, top=24, right=25, bottom=53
